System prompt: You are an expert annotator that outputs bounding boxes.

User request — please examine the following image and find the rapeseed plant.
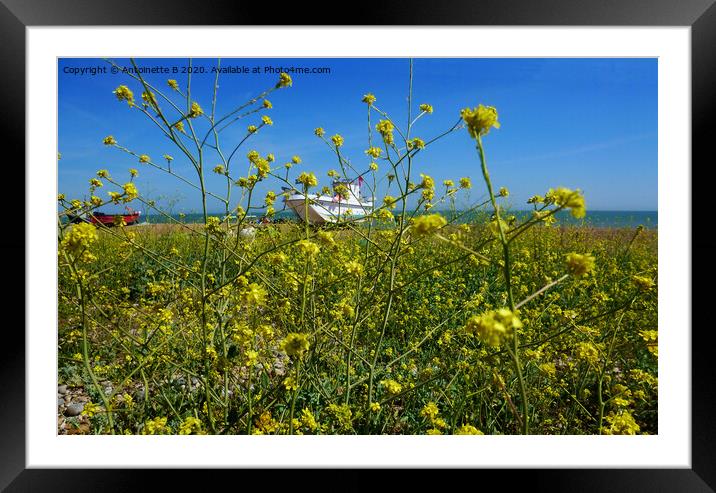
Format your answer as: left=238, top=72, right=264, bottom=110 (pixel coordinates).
left=57, top=58, right=657, bottom=437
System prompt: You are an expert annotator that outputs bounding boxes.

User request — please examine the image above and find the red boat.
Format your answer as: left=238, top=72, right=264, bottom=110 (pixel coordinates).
left=89, top=208, right=141, bottom=227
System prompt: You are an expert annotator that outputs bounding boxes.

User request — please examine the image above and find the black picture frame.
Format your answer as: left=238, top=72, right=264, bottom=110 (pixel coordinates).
left=3, top=1, right=713, bottom=490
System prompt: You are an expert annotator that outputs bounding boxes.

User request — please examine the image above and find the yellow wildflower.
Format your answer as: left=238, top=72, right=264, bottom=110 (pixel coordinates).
left=380, top=379, right=402, bottom=395
left=551, top=187, right=586, bottom=218
left=277, top=72, right=293, bottom=88
left=461, top=104, right=500, bottom=138
left=344, top=260, right=364, bottom=276
left=419, top=103, right=434, bottom=114
left=61, top=222, right=98, bottom=257
left=632, top=275, right=655, bottom=291
left=603, top=411, right=640, bottom=435
left=465, top=308, right=522, bottom=347
left=411, top=214, right=447, bottom=237
left=281, top=333, right=310, bottom=357
left=376, top=119, right=394, bottom=145
left=455, top=425, right=484, bottom=435
left=122, top=182, right=138, bottom=201
left=113, top=85, right=134, bottom=105
left=362, top=93, right=376, bottom=105
left=565, top=253, right=595, bottom=276
left=178, top=416, right=203, bottom=435
left=420, top=402, right=440, bottom=420
left=331, top=134, right=344, bottom=147
left=297, top=240, right=320, bottom=257
left=365, top=147, right=382, bottom=158
left=297, top=172, right=318, bottom=188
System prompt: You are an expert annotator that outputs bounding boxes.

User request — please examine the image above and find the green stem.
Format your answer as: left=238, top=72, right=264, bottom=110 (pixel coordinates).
left=475, top=134, right=529, bottom=434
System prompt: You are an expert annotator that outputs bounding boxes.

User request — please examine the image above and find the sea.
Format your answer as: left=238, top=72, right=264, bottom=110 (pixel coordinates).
left=138, top=209, right=657, bottom=229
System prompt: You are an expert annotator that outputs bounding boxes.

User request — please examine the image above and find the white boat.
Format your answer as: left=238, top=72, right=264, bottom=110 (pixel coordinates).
left=283, top=177, right=373, bottom=224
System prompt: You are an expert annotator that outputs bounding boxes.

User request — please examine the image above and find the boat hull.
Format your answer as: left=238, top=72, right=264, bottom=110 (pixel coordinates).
left=89, top=212, right=141, bottom=227
left=284, top=195, right=372, bottom=224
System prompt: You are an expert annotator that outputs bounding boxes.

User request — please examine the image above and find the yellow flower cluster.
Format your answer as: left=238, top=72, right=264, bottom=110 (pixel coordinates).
left=603, top=410, right=640, bottom=435
left=632, top=275, right=655, bottom=291
left=465, top=308, right=522, bottom=347
left=376, top=119, right=395, bottom=145
left=565, top=253, right=595, bottom=277
left=420, top=401, right=439, bottom=420
left=297, top=172, right=318, bottom=188
left=380, top=379, right=402, bottom=395
left=411, top=214, right=447, bottom=237
left=327, top=403, right=353, bottom=431
left=178, top=416, right=203, bottom=435
left=331, top=134, right=344, bottom=148
left=408, top=137, right=426, bottom=150
left=143, top=416, right=170, bottom=435
left=419, top=103, right=434, bottom=114
left=113, top=85, right=134, bottom=105
left=122, top=182, right=138, bottom=202
left=455, top=424, right=484, bottom=435
left=383, top=195, right=397, bottom=210
left=549, top=187, right=586, bottom=218
left=280, top=332, right=310, bottom=357
left=365, top=147, right=382, bottom=158
left=362, top=93, right=376, bottom=105
left=61, top=222, right=98, bottom=259
left=297, top=240, right=321, bottom=257
left=316, top=231, right=335, bottom=247
left=241, top=283, right=267, bottom=306
left=277, top=72, right=293, bottom=88
left=575, top=342, right=600, bottom=365
left=344, top=260, right=364, bottom=276
left=103, top=135, right=116, bottom=146
left=461, top=104, right=500, bottom=138
left=141, top=91, right=158, bottom=108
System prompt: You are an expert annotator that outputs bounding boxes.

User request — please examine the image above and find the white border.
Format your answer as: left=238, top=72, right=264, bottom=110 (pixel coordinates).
left=28, top=27, right=690, bottom=468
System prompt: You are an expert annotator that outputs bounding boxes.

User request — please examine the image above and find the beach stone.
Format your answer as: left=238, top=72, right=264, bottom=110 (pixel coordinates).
left=239, top=227, right=256, bottom=241
left=65, top=403, right=84, bottom=417
left=58, top=398, right=64, bottom=407
left=58, top=385, right=67, bottom=394
left=134, top=388, right=146, bottom=402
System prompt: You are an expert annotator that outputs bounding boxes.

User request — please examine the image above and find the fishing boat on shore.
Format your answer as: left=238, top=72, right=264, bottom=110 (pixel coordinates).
left=68, top=207, right=142, bottom=227
left=283, top=177, right=373, bottom=224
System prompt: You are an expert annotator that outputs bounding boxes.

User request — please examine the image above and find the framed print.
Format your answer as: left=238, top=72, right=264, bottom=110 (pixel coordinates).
left=4, top=0, right=714, bottom=490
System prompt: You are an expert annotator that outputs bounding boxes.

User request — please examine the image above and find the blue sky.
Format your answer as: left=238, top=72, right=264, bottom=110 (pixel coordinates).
left=58, top=58, right=657, bottom=213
